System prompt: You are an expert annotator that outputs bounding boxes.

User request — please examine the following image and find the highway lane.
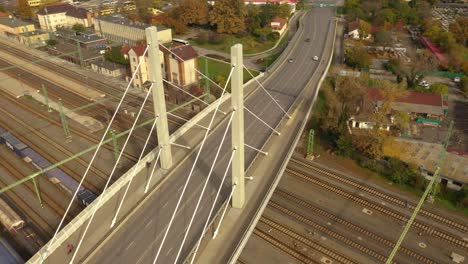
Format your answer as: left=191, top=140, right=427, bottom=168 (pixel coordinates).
left=84, top=8, right=335, bottom=264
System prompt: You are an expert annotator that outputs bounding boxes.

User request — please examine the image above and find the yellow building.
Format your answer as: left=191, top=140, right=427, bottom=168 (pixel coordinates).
left=28, top=0, right=43, bottom=7
left=0, top=16, right=35, bottom=35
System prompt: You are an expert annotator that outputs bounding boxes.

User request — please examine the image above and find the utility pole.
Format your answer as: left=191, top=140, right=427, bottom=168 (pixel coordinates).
left=231, top=44, right=245, bottom=209
left=76, top=40, right=84, bottom=68
left=146, top=26, right=172, bottom=170
left=58, top=99, right=71, bottom=141
left=386, top=121, right=454, bottom=264
left=41, top=84, right=52, bottom=112
left=204, top=58, right=211, bottom=103
left=32, top=177, right=43, bottom=208
left=306, top=129, right=314, bottom=160
left=110, top=129, right=119, bottom=162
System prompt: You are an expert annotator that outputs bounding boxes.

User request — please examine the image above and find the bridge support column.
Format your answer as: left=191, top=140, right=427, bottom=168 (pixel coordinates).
left=146, top=26, right=172, bottom=170
left=231, top=44, right=245, bottom=208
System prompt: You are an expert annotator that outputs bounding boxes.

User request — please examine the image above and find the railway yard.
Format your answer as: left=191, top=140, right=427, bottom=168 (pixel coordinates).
left=0, top=38, right=191, bottom=260
left=239, top=152, right=468, bottom=264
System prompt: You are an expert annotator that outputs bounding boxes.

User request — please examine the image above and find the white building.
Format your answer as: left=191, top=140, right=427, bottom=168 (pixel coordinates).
left=123, top=43, right=198, bottom=89
left=37, top=3, right=93, bottom=31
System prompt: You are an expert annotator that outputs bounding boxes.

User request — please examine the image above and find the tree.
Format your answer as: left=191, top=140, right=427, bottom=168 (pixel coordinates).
left=393, top=111, right=410, bottom=132
left=104, top=46, right=129, bottom=65
left=358, top=21, right=371, bottom=40
left=429, top=83, right=448, bottom=95
left=209, top=0, right=245, bottom=34
left=72, top=23, right=86, bottom=33
left=375, top=30, right=392, bottom=47
left=345, top=44, right=372, bottom=69
left=17, top=0, right=32, bottom=20
left=449, top=17, right=468, bottom=46
left=377, top=8, right=396, bottom=24
left=461, top=77, right=468, bottom=95
left=178, top=0, right=208, bottom=26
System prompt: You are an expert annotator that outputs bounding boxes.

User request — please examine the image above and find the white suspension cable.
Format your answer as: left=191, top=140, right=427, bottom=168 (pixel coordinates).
left=41, top=45, right=150, bottom=262
left=110, top=115, right=159, bottom=228
left=70, top=84, right=154, bottom=263
left=171, top=142, right=191, bottom=149
left=189, top=149, right=236, bottom=264
left=163, top=79, right=227, bottom=115
left=144, top=148, right=162, bottom=194
left=173, top=111, right=235, bottom=263
left=244, top=65, right=291, bottom=119
left=167, top=112, right=209, bottom=130
left=159, top=44, right=227, bottom=94
left=244, top=143, right=268, bottom=156
left=213, top=184, right=237, bottom=239
left=152, top=67, right=234, bottom=264
left=244, top=107, right=281, bottom=135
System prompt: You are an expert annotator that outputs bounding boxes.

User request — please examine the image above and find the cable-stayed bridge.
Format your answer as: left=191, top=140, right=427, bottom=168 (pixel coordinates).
left=27, top=6, right=337, bottom=264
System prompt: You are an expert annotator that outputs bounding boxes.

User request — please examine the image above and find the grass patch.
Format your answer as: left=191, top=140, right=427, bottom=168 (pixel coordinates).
left=198, top=56, right=259, bottom=84
left=191, top=34, right=277, bottom=55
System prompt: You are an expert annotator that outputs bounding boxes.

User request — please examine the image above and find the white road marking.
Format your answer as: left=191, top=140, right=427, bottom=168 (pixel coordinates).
left=162, top=201, right=169, bottom=209
left=125, top=240, right=135, bottom=250
left=145, top=219, right=153, bottom=228
left=165, top=246, right=173, bottom=256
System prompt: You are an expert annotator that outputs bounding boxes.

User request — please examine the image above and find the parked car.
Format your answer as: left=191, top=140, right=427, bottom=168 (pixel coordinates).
left=313, top=56, right=319, bottom=61
left=419, top=80, right=430, bottom=88
left=454, top=76, right=461, bottom=83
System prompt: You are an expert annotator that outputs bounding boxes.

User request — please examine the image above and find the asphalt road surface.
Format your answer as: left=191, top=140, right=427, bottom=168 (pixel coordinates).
left=84, top=7, right=335, bottom=264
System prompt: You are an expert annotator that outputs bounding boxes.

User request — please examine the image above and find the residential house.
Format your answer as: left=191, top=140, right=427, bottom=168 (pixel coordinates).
left=123, top=43, right=198, bottom=89
left=270, top=17, right=288, bottom=37
left=350, top=89, right=447, bottom=131
left=347, top=19, right=371, bottom=40
left=0, top=16, right=49, bottom=47
left=94, top=14, right=172, bottom=46
left=392, top=139, right=467, bottom=191
left=91, top=60, right=126, bottom=78
left=56, top=28, right=107, bottom=50
left=37, top=3, right=93, bottom=31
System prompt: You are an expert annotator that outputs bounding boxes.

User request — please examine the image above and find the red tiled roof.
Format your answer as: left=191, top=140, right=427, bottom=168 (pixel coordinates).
left=170, top=45, right=198, bottom=61
left=368, top=89, right=443, bottom=107
left=120, top=45, right=131, bottom=56
left=37, top=3, right=88, bottom=19
left=270, top=16, right=287, bottom=30
left=0, top=12, right=9, bottom=17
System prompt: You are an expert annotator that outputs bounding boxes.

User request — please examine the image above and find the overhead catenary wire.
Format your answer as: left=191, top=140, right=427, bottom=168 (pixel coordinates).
left=41, top=45, right=150, bottom=263
left=70, top=83, right=154, bottom=264
left=167, top=112, right=209, bottom=130
left=110, top=115, right=159, bottom=228
left=151, top=66, right=234, bottom=264
left=244, top=65, right=291, bottom=119
left=189, top=149, right=236, bottom=264
left=173, top=111, right=235, bottom=263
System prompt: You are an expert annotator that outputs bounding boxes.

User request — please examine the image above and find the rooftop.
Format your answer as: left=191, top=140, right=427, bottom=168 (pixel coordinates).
left=37, top=3, right=88, bottom=19
left=0, top=17, right=34, bottom=28
left=389, top=138, right=468, bottom=183
left=91, top=60, right=125, bottom=70
left=96, top=14, right=167, bottom=31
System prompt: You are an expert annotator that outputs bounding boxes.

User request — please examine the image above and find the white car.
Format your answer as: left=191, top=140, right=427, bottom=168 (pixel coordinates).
left=288, top=58, right=294, bottom=63
left=419, top=80, right=430, bottom=88
left=313, top=56, right=319, bottom=61
left=454, top=77, right=461, bottom=83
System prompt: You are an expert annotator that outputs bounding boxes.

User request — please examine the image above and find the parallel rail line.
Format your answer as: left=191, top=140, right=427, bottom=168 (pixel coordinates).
left=290, top=158, right=468, bottom=234
left=259, top=216, right=356, bottom=264
left=253, top=227, right=318, bottom=264
left=274, top=189, right=437, bottom=264
left=268, top=201, right=391, bottom=263
left=285, top=168, right=468, bottom=250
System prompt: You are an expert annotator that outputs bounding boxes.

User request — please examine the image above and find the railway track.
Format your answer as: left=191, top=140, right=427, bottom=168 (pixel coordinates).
left=290, top=158, right=468, bottom=234
left=268, top=201, right=391, bottom=263
left=253, top=227, right=318, bottom=264
left=258, top=216, right=357, bottom=264
left=285, top=168, right=468, bottom=250
left=274, top=189, right=438, bottom=264
left=0, top=111, right=104, bottom=194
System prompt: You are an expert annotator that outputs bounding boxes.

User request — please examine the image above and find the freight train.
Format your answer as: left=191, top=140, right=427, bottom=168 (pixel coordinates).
left=0, top=127, right=97, bottom=206
left=0, top=237, right=24, bottom=264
